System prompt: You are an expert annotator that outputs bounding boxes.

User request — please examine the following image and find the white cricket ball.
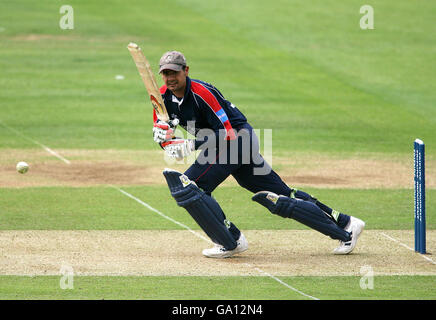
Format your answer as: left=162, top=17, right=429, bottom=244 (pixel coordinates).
left=16, top=161, right=29, bottom=174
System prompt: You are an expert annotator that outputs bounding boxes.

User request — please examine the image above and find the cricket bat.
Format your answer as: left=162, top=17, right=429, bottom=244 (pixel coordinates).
left=127, top=42, right=169, bottom=122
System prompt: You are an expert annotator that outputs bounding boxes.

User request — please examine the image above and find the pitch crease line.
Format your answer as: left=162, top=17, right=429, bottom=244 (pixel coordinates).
left=0, top=120, right=71, bottom=164
left=113, top=186, right=319, bottom=300
left=111, top=186, right=212, bottom=244
left=381, top=232, right=436, bottom=265
left=245, top=264, right=319, bottom=300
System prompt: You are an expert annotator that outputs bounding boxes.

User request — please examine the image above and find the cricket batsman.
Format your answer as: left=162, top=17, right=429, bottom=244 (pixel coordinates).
left=153, top=50, right=365, bottom=258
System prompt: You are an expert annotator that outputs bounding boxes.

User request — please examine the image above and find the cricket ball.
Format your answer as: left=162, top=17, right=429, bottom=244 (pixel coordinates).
left=16, top=161, right=29, bottom=174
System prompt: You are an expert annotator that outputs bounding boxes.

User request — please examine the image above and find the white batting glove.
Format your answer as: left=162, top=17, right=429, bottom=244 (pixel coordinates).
left=153, top=119, right=179, bottom=143
left=162, top=139, right=195, bottom=159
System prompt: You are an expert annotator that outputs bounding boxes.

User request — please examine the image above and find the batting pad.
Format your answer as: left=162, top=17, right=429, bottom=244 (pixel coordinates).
left=163, top=169, right=237, bottom=250
left=252, top=191, right=351, bottom=242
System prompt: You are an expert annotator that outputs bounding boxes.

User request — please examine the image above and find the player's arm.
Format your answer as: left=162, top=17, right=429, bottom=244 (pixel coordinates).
left=191, top=81, right=237, bottom=144
left=164, top=84, right=236, bottom=156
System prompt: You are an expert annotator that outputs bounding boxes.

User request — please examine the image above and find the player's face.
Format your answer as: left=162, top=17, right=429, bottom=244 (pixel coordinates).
left=162, top=67, right=189, bottom=97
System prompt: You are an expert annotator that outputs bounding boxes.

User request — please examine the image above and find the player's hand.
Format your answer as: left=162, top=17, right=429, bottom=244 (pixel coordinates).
left=162, top=139, right=195, bottom=159
left=153, top=119, right=179, bottom=143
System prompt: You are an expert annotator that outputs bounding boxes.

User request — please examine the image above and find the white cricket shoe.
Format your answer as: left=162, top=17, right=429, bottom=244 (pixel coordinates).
left=202, top=233, right=248, bottom=258
left=333, top=216, right=365, bottom=255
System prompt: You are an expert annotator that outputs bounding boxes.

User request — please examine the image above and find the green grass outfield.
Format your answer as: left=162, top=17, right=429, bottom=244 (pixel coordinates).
left=1, top=0, right=435, bottom=154
left=0, top=0, right=435, bottom=300
left=0, top=186, right=435, bottom=230
left=1, top=276, right=435, bottom=300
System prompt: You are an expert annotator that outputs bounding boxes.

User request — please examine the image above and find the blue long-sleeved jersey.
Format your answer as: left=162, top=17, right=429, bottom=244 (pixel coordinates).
left=154, top=77, right=247, bottom=148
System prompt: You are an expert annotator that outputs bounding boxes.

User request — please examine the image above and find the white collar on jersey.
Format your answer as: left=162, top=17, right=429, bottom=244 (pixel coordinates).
left=172, top=95, right=184, bottom=106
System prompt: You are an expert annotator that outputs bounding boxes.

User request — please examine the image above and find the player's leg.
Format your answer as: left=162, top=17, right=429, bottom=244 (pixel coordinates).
left=163, top=168, right=248, bottom=259
left=252, top=191, right=365, bottom=254
left=230, top=125, right=364, bottom=251
left=286, top=188, right=365, bottom=254
left=184, top=159, right=242, bottom=243
left=232, top=150, right=352, bottom=229
left=235, top=165, right=359, bottom=242
left=289, top=188, right=350, bottom=229
left=252, top=191, right=351, bottom=241
left=164, top=146, right=247, bottom=258
left=232, top=160, right=352, bottom=242
left=235, top=164, right=365, bottom=252
left=231, top=124, right=349, bottom=224
left=233, top=142, right=346, bottom=240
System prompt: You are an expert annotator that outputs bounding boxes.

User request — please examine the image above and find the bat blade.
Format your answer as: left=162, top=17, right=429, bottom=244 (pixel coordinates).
left=127, top=42, right=169, bottom=122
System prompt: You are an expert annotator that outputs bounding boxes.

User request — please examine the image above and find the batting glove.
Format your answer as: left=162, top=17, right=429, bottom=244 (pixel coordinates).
left=153, top=118, right=179, bottom=143
left=162, top=139, right=195, bottom=159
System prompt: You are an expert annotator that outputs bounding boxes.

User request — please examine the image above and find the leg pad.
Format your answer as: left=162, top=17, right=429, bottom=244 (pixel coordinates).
left=163, top=169, right=237, bottom=250
left=252, top=191, right=351, bottom=242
